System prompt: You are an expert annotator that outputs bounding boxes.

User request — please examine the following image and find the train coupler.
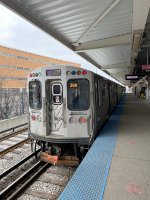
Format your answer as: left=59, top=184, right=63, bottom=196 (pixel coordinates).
left=40, top=152, right=79, bottom=166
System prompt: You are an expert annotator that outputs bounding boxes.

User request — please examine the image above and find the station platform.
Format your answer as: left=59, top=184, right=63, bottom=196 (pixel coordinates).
left=59, top=94, right=150, bottom=200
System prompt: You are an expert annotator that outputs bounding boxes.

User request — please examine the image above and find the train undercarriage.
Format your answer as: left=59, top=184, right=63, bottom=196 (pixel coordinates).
left=31, top=139, right=89, bottom=166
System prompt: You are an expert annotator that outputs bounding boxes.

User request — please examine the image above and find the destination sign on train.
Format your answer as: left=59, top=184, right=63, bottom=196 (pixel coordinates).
left=46, top=69, right=61, bottom=76
left=69, top=83, right=78, bottom=88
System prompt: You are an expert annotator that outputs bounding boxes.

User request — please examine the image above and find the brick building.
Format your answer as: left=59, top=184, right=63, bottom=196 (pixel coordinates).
left=0, top=45, right=80, bottom=89
left=0, top=45, right=80, bottom=120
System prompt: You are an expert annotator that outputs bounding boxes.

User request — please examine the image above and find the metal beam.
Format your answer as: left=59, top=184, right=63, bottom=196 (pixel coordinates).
left=74, top=34, right=131, bottom=52
left=75, top=0, right=121, bottom=43
left=101, top=62, right=131, bottom=70
left=77, top=52, right=102, bottom=69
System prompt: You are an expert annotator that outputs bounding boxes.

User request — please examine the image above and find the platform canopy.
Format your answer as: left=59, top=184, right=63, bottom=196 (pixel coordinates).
left=1, top=0, right=149, bottom=86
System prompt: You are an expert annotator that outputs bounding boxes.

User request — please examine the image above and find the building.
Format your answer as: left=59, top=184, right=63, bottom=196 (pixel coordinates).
left=0, top=45, right=80, bottom=120
left=0, top=45, right=80, bottom=89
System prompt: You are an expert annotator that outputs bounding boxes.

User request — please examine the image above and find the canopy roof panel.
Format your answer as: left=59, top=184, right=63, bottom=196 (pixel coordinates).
left=0, top=0, right=134, bottom=85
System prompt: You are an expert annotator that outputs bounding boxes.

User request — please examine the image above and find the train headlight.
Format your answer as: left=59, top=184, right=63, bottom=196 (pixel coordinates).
left=70, top=117, right=78, bottom=124
left=79, top=117, right=86, bottom=124
left=71, top=71, right=76, bottom=75
left=66, top=71, right=71, bottom=75
left=37, top=115, right=42, bottom=122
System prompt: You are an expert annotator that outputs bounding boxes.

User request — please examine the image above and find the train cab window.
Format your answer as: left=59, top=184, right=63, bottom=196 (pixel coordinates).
left=51, top=83, right=63, bottom=104
left=52, top=84, right=61, bottom=95
left=29, top=81, right=42, bottom=109
left=67, top=79, right=90, bottom=110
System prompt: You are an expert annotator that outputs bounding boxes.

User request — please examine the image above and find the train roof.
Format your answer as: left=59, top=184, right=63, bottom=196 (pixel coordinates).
left=28, top=64, right=124, bottom=87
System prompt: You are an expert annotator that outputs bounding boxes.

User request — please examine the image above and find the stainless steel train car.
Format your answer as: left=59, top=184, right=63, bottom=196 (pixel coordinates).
left=27, top=65, right=124, bottom=165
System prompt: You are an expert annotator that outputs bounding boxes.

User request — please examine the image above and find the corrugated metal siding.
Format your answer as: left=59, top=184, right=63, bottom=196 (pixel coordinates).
left=80, top=0, right=133, bottom=43
left=16, top=0, right=116, bottom=43
left=1, top=0, right=133, bottom=85
left=85, top=44, right=131, bottom=66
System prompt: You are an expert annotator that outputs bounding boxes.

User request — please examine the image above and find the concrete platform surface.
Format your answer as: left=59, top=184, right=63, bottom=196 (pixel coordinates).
left=103, top=94, right=150, bottom=200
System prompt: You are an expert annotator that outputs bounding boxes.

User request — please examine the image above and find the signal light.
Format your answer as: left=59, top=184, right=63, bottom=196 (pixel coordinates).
left=79, top=117, right=86, bottom=124
left=66, top=71, right=71, bottom=75
left=71, top=71, right=76, bottom=75
left=82, top=70, right=87, bottom=75
left=77, top=71, right=81, bottom=75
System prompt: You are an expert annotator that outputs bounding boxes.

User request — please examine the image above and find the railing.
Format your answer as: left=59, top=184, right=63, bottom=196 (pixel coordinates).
left=0, top=115, right=28, bottom=134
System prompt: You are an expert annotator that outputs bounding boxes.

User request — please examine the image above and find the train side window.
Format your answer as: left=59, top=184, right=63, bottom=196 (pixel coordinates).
left=29, top=81, right=42, bottom=109
left=67, top=79, right=90, bottom=111
left=95, top=79, right=101, bottom=107
left=102, top=81, right=105, bottom=104
left=98, top=80, right=101, bottom=106
left=95, top=80, right=98, bottom=107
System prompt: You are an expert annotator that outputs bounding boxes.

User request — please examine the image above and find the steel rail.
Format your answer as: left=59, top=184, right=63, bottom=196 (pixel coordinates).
left=0, top=138, right=30, bottom=157
left=0, top=149, right=41, bottom=179
left=0, top=161, right=50, bottom=200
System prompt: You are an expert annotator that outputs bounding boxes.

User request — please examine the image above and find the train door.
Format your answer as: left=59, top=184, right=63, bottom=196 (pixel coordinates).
left=67, top=78, right=91, bottom=139
left=46, top=80, right=64, bottom=135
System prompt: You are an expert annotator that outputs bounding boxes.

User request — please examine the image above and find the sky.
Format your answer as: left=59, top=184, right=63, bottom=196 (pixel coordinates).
left=0, top=4, right=96, bottom=70
left=0, top=4, right=123, bottom=84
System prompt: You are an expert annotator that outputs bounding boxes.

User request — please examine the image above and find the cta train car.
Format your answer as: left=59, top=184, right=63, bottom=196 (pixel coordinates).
left=27, top=65, right=124, bottom=165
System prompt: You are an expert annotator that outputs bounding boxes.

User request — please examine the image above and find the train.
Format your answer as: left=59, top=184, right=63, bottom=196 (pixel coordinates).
left=27, top=65, right=124, bottom=166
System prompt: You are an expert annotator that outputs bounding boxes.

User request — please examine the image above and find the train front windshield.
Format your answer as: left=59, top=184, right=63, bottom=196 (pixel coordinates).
left=29, top=81, right=42, bottom=109
left=67, top=79, right=90, bottom=110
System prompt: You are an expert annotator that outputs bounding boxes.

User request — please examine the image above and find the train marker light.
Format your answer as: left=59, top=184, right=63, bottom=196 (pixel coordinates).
left=70, top=117, right=78, bottom=124
left=37, top=115, right=42, bottom=122
left=32, top=115, right=36, bottom=121
left=29, top=74, right=32, bottom=77
left=82, top=70, right=87, bottom=75
left=66, top=71, right=71, bottom=75
left=79, top=117, right=86, bottom=124
left=77, top=71, right=81, bottom=75
left=71, top=71, right=76, bottom=75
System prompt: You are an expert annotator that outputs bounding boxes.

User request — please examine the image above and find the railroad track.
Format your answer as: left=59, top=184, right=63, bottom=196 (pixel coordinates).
left=0, top=149, right=41, bottom=179
left=0, top=138, right=30, bottom=157
left=0, top=128, right=76, bottom=200
left=0, top=161, right=49, bottom=200
left=0, top=127, right=30, bottom=157
left=0, top=163, right=76, bottom=200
